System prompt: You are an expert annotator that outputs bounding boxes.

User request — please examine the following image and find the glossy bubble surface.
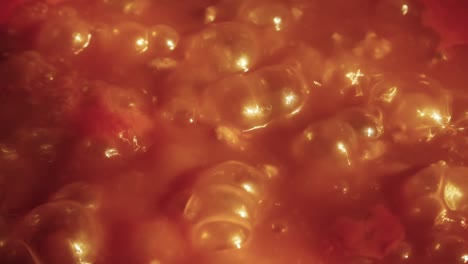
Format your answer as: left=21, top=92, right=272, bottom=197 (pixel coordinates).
left=184, top=161, right=269, bottom=251
left=50, top=183, right=103, bottom=210
left=0, top=239, right=40, bottom=264
left=16, top=201, right=102, bottom=264
left=200, top=65, right=308, bottom=131
left=37, top=16, right=92, bottom=55
left=239, top=0, right=293, bottom=31
left=186, top=22, right=260, bottom=76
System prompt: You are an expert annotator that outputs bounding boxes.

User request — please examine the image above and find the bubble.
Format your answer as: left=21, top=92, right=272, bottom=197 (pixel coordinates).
left=374, top=0, right=423, bottom=23
left=186, top=22, right=260, bottom=76
left=404, top=196, right=445, bottom=227
left=148, top=25, right=179, bottom=56
left=50, top=183, right=103, bottom=210
left=111, top=22, right=149, bottom=57
left=404, top=162, right=445, bottom=198
left=369, top=79, right=399, bottom=106
left=292, top=117, right=359, bottom=168
left=37, top=16, right=92, bottom=55
left=196, top=161, right=268, bottom=197
left=371, top=75, right=452, bottom=143
left=338, top=108, right=384, bottom=139
left=353, top=32, right=392, bottom=60
left=372, top=0, right=439, bottom=66
left=184, top=161, right=270, bottom=251
left=391, top=93, right=451, bottom=142
left=200, top=74, right=268, bottom=131
left=200, top=65, right=308, bottom=131
left=434, top=210, right=468, bottom=234
left=99, top=0, right=151, bottom=15
left=337, top=108, right=386, bottom=161
left=426, top=234, right=468, bottom=264
left=252, top=65, right=309, bottom=117
left=239, top=0, right=293, bottom=31
left=320, top=55, right=374, bottom=101
left=0, top=239, right=41, bottom=264
left=16, top=201, right=102, bottom=264
left=403, top=161, right=468, bottom=227
left=386, top=241, right=413, bottom=263
left=281, top=43, right=325, bottom=88
left=440, top=166, right=468, bottom=213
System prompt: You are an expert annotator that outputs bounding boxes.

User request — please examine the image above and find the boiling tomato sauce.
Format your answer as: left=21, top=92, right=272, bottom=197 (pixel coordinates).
left=1, top=0, right=468, bottom=264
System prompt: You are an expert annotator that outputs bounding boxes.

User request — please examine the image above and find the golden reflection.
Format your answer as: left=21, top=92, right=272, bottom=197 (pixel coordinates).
left=241, top=183, right=256, bottom=195
left=283, top=92, right=297, bottom=106
left=135, top=37, right=149, bottom=53
left=416, top=108, right=451, bottom=128
left=313, top=81, right=322, bottom=87
left=444, top=181, right=463, bottom=210
left=72, top=242, right=84, bottom=256
left=205, top=6, right=217, bottom=24
left=461, top=254, right=468, bottom=263
left=71, top=241, right=90, bottom=264
left=273, top=16, right=283, bottom=31
left=365, top=127, right=376, bottom=138
left=242, top=123, right=269, bottom=132
left=104, top=148, right=119, bottom=158
left=336, top=141, right=351, bottom=165
left=380, top=86, right=398, bottom=103
left=118, top=131, right=146, bottom=152
left=231, top=235, right=243, bottom=249
left=166, top=39, right=176, bottom=50
left=346, top=69, right=364, bottom=86
left=236, top=205, right=249, bottom=219
left=401, top=4, right=409, bottom=16
left=72, top=32, right=92, bottom=54
left=243, top=104, right=264, bottom=118
left=304, top=130, right=314, bottom=141
left=236, top=56, right=250, bottom=72
left=132, top=136, right=143, bottom=151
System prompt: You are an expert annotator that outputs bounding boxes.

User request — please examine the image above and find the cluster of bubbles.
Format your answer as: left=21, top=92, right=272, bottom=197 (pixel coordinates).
left=0, top=183, right=102, bottom=264
left=402, top=161, right=468, bottom=263
left=0, top=0, right=468, bottom=263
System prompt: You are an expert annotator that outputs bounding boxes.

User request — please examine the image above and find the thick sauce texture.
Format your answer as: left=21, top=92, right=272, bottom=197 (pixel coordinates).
left=1, top=0, right=468, bottom=264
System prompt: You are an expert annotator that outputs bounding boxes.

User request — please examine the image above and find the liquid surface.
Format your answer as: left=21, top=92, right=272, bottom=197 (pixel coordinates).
left=1, top=0, right=468, bottom=264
